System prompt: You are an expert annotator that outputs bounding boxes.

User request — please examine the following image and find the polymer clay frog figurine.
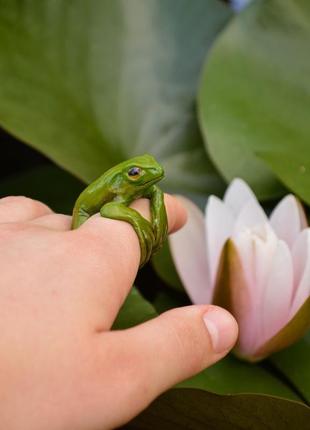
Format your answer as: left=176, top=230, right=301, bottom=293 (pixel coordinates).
left=72, top=154, right=168, bottom=267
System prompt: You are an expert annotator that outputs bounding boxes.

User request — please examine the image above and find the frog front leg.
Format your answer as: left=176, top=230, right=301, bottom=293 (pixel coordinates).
left=100, top=202, right=155, bottom=267
left=72, top=206, right=91, bottom=229
left=145, top=185, right=168, bottom=254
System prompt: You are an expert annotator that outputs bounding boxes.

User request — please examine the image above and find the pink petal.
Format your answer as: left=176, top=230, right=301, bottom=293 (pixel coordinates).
left=270, top=195, right=308, bottom=249
left=233, top=199, right=268, bottom=236
left=234, top=225, right=276, bottom=299
left=233, top=224, right=278, bottom=355
left=224, top=178, right=259, bottom=215
left=205, top=196, right=234, bottom=289
left=290, top=229, right=310, bottom=317
left=260, top=240, right=293, bottom=347
left=169, top=196, right=210, bottom=304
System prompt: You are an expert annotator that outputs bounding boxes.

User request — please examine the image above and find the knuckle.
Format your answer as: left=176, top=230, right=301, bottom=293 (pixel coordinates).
left=0, top=195, right=24, bottom=204
left=0, top=196, right=51, bottom=215
left=23, top=197, right=52, bottom=215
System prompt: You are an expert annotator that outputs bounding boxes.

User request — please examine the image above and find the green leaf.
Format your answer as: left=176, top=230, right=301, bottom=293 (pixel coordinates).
left=198, top=0, right=310, bottom=200
left=270, top=332, right=310, bottom=403
left=152, top=289, right=189, bottom=314
left=0, top=0, right=230, bottom=199
left=180, top=354, right=300, bottom=401
left=258, top=150, right=310, bottom=205
left=113, top=287, right=157, bottom=330
left=126, top=388, right=310, bottom=429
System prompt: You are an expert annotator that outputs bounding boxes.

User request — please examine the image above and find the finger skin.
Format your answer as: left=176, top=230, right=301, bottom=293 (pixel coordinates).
left=0, top=196, right=53, bottom=223
left=69, top=194, right=188, bottom=329
left=29, top=214, right=72, bottom=231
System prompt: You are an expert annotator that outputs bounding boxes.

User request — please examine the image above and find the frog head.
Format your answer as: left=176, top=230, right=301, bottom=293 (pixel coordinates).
left=110, top=154, right=164, bottom=197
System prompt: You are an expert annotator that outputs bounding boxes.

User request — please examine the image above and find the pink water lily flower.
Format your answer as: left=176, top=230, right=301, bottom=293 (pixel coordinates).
left=169, top=179, right=310, bottom=361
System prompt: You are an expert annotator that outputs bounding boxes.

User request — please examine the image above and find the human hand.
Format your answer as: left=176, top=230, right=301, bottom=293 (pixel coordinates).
left=0, top=195, right=238, bottom=430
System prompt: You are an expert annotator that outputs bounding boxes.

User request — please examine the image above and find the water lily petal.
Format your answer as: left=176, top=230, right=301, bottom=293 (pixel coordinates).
left=254, top=296, right=310, bottom=361
left=260, top=240, right=293, bottom=347
left=233, top=198, right=268, bottom=236
left=290, top=229, right=310, bottom=317
left=233, top=224, right=278, bottom=354
left=205, top=196, right=234, bottom=288
left=270, top=195, right=307, bottom=249
left=169, top=196, right=210, bottom=304
left=223, top=178, right=259, bottom=216
left=214, top=240, right=254, bottom=357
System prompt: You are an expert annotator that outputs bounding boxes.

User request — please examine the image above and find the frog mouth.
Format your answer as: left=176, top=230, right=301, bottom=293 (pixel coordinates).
left=147, top=172, right=164, bottom=184
left=149, top=168, right=164, bottom=180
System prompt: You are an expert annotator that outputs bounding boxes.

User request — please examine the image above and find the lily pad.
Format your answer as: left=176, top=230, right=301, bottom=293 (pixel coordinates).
left=199, top=0, right=310, bottom=201
left=126, top=388, right=310, bottom=429
left=0, top=0, right=230, bottom=199
left=180, top=354, right=300, bottom=401
left=270, top=332, right=310, bottom=403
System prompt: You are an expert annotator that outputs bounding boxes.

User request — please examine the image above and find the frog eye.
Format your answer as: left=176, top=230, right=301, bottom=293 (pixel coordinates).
left=128, top=167, right=141, bottom=177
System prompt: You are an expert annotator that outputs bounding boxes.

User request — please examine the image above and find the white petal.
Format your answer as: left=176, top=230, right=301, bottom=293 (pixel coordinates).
left=290, top=229, right=310, bottom=317
left=260, top=240, right=293, bottom=346
left=224, top=178, right=259, bottom=216
left=169, top=196, right=210, bottom=304
left=270, top=195, right=308, bottom=249
left=205, top=196, right=234, bottom=289
left=233, top=224, right=278, bottom=353
left=234, top=224, right=277, bottom=296
left=233, top=199, right=268, bottom=236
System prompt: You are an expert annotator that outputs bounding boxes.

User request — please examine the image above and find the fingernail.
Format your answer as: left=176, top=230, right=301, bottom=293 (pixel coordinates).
left=203, top=307, right=238, bottom=353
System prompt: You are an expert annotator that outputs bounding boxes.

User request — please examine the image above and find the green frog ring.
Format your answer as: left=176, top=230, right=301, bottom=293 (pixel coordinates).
left=71, top=154, right=168, bottom=267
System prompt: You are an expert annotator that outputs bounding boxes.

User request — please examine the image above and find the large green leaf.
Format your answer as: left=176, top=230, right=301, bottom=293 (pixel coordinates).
left=0, top=0, right=231, bottom=198
left=270, top=333, right=310, bottom=403
left=126, top=388, right=310, bottom=429
left=199, top=0, right=310, bottom=201
left=259, top=150, right=310, bottom=205
left=180, top=355, right=299, bottom=401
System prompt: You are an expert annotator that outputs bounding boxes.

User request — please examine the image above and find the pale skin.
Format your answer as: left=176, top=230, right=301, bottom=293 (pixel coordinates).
left=0, top=195, right=238, bottom=430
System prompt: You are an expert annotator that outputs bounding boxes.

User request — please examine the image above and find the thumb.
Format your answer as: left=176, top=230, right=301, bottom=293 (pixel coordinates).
left=104, top=305, right=238, bottom=418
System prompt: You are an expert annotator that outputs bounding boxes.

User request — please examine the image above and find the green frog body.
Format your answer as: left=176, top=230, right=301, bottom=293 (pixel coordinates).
left=72, top=154, right=168, bottom=267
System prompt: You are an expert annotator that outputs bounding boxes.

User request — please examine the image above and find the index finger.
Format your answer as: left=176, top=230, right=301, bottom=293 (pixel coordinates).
left=68, top=194, right=187, bottom=329
left=130, top=194, right=187, bottom=234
